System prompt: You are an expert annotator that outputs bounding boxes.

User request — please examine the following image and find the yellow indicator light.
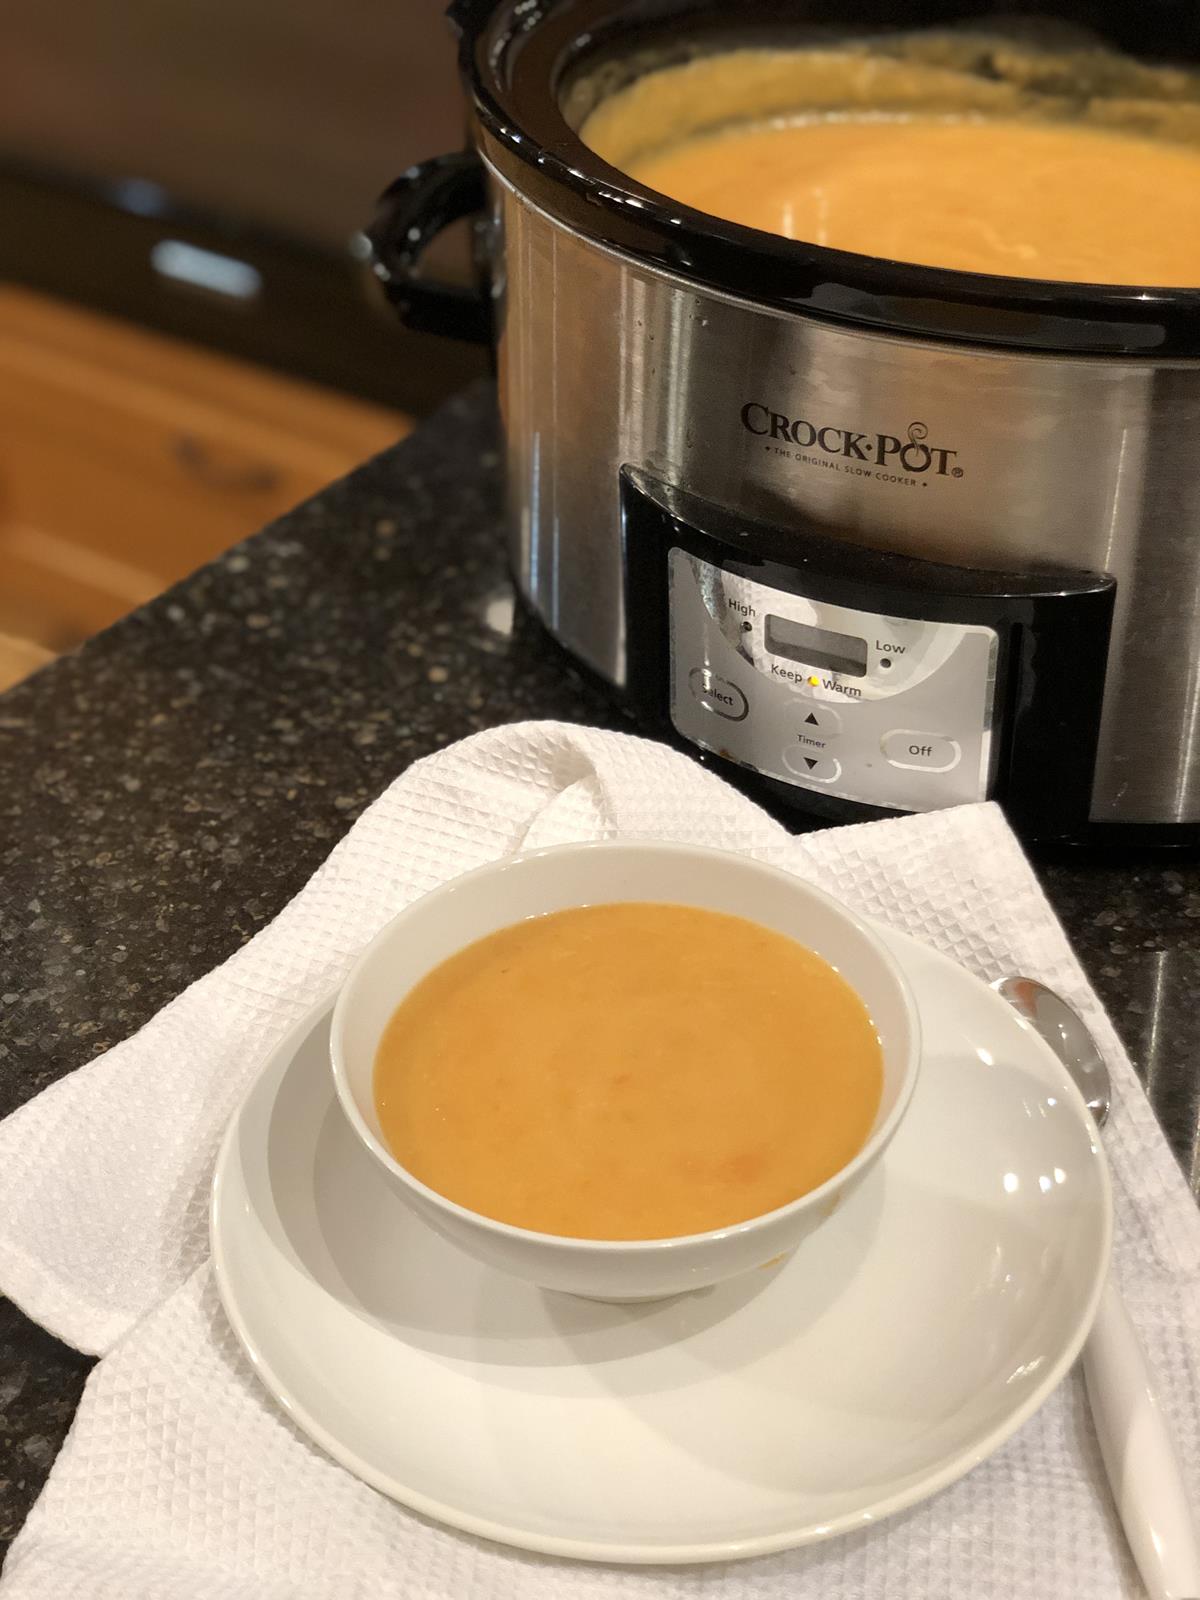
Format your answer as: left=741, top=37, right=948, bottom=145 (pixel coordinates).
left=808, top=676, right=820, bottom=686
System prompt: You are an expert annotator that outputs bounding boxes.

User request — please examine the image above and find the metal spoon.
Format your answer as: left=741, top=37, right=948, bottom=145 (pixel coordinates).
left=995, top=976, right=1200, bottom=1600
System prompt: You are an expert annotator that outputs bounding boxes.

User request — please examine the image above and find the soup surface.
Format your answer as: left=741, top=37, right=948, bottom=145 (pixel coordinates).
left=582, top=48, right=1200, bottom=285
left=373, top=902, right=883, bottom=1240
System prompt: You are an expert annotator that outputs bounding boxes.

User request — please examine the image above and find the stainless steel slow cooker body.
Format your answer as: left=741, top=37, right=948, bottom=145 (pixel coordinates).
left=373, top=0, right=1200, bottom=841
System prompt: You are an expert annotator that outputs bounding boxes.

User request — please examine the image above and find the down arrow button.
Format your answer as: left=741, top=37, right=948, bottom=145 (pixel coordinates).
left=783, top=747, right=842, bottom=784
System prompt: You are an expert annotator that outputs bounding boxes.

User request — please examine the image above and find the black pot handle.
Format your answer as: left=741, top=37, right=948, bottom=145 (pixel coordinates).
left=445, top=0, right=493, bottom=29
left=368, top=152, right=490, bottom=343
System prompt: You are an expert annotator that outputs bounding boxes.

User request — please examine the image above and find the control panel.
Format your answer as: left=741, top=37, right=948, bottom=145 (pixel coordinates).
left=669, top=549, right=999, bottom=811
left=620, top=465, right=1118, bottom=834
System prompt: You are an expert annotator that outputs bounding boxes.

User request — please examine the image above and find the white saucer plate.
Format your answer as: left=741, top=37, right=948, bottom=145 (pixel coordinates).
left=210, top=926, right=1111, bottom=1564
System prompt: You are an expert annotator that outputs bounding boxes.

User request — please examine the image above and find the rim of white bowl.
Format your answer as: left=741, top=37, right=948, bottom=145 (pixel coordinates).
left=329, top=839, right=922, bottom=1254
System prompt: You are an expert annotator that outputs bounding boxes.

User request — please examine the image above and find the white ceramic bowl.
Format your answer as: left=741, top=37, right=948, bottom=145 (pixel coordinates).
left=330, top=841, right=921, bottom=1301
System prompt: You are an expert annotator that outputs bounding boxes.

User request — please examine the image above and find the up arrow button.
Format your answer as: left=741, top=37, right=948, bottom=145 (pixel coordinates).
left=798, top=706, right=842, bottom=737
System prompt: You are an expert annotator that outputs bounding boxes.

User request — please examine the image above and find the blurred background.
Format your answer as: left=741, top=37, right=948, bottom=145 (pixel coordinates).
left=0, top=0, right=485, bottom=677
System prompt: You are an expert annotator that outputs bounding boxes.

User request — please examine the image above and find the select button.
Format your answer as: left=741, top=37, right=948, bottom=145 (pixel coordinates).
left=881, top=731, right=961, bottom=772
left=689, top=667, right=749, bottom=722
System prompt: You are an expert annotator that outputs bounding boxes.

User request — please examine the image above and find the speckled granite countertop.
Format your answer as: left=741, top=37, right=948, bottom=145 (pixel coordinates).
left=1, top=384, right=1197, bottom=1562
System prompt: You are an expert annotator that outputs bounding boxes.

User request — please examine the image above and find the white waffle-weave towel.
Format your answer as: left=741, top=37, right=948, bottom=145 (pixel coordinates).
left=0, top=721, right=1196, bottom=1599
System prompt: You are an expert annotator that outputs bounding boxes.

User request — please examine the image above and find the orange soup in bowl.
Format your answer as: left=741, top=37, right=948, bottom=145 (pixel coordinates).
left=372, top=901, right=883, bottom=1240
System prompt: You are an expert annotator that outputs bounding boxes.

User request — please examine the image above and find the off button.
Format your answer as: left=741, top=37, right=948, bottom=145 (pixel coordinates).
left=689, top=667, right=748, bottom=722
left=882, top=730, right=961, bottom=772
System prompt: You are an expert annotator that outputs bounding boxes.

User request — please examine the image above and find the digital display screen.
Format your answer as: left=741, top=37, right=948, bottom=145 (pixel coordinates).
left=764, top=616, right=868, bottom=677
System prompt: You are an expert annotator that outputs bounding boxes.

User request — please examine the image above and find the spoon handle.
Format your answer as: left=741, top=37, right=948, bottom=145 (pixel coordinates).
left=1083, top=1273, right=1200, bottom=1600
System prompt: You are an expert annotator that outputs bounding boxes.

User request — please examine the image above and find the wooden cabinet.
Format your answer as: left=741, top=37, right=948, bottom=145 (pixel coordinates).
left=0, top=0, right=463, bottom=251
left=0, top=286, right=410, bottom=650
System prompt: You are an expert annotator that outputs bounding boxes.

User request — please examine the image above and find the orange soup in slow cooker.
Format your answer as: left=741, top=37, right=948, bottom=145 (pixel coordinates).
left=373, top=902, right=883, bottom=1240
left=580, top=44, right=1200, bottom=285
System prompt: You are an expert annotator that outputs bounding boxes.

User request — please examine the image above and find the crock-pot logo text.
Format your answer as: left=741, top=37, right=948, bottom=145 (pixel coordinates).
left=740, top=403, right=963, bottom=481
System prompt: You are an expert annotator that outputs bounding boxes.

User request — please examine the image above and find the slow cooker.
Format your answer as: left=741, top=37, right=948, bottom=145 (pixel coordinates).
left=370, top=0, right=1200, bottom=843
